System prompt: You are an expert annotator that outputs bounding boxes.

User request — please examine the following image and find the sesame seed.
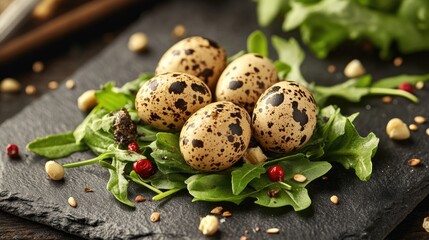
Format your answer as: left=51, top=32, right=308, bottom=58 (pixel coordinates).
left=330, top=195, right=339, bottom=205
left=68, top=197, right=77, bottom=208
left=150, top=212, right=160, bottom=222
left=381, top=96, right=393, bottom=103
left=409, top=124, right=418, bottom=131
left=393, top=57, right=403, bottom=67
left=266, top=228, right=280, bottom=234
left=48, top=81, right=59, bottom=90
left=426, top=128, right=429, bottom=136
left=210, top=206, right=223, bottom=215
left=135, top=195, right=146, bottom=202
left=25, top=85, right=37, bottom=95
left=293, top=173, right=307, bottom=183
left=408, top=158, right=421, bottom=167
left=222, top=211, right=232, bottom=217
left=32, top=61, right=45, bottom=73
left=414, top=116, right=426, bottom=124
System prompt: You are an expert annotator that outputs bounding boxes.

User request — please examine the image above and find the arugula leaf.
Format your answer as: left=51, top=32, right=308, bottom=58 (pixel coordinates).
left=253, top=187, right=311, bottom=210
left=107, top=158, right=135, bottom=207
left=187, top=174, right=253, bottom=204
left=27, top=132, right=88, bottom=159
left=271, top=36, right=307, bottom=86
left=96, top=82, right=132, bottom=111
left=129, top=170, right=163, bottom=194
left=82, top=124, right=115, bottom=155
left=147, top=172, right=187, bottom=190
left=231, top=163, right=266, bottom=195
left=91, top=113, right=115, bottom=133
left=247, top=30, right=268, bottom=57
left=274, top=60, right=292, bottom=81
left=257, top=0, right=287, bottom=26
left=118, top=73, right=153, bottom=96
left=372, top=74, right=429, bottom=88
left=73, top=106, right=107, bottom=143
left=150, top=133, right=198, bottom=174
left=281, top=159, right=331, bottom=188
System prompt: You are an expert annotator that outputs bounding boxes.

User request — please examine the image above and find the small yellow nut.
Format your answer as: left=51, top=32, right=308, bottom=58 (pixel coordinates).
left=198, top=215, right=219, bottom=236
left=150, top=212, right=160, bottom=222
left=172, top=24, right=186, bottom=39
left=68, top=197, right=77, bottom=208
left=423, top=217, right=429, bottom=232
left=344, top=59, right=366, bottom=78
left=45, top=160, right=65, bottom=181
left=266, top=228, right=280, bottom=234
left=242, top=146, right=267, bottom=164
left=128, top=32, right=148, bottom=53
left=1, top=78, right=21, bottom=93
left=25, top=85, right=37, bottom=95
left=32, top=61, right=45, bottom=73
left=65, top=79, right=76, bottom=89
left=77, top=90, right=97, bottom=112
left=386, top=118, right=410, bottom=140
left=330, top=195, right=339, bottom=205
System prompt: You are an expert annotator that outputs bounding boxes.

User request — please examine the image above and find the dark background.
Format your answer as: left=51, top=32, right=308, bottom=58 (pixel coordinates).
left=0, top=0, right=428, bottom=239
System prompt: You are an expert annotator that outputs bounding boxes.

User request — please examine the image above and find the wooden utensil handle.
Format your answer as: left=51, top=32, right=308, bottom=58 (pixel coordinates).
left=0, top=0, right=139, bottom=66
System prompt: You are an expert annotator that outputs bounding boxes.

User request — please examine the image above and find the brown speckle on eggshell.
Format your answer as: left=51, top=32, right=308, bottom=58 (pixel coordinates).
left=155, top=36, right=227, bottom=91
left=215, top=53, right=277, bottom=113
left=135, top=72, right=212, bottom=131
left=252, top=81, right=317, bottom=153
left=180, top=101, right=251, bottom=172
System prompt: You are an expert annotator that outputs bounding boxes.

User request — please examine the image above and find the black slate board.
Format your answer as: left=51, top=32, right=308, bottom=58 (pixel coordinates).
left=1, top=0, right=429, bottom=239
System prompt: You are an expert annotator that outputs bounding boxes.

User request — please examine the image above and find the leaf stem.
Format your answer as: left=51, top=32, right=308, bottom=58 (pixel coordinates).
left=278, top=181, right=292, bottom=190
left=134, top=180, right=163, bottom=194
left=63, top=152, right=114, bottom=168
left=152, top=188, right=184, bottom=201
left=368, top=88, right=418, bottom=103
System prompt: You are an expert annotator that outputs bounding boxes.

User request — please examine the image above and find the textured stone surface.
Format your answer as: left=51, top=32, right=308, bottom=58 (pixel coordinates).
left=1, top=0, right=429, bottom=239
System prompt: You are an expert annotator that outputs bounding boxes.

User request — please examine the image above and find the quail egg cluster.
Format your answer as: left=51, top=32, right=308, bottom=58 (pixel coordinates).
left=135, top=36, right=317, bottom=172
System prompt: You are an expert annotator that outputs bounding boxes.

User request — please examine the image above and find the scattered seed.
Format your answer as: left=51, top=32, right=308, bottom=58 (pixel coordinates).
left=1, top=78, right=21, bottom=93
left=198, top=215, right=219, bottom=236
left=48, top=81, right=59, bottom=90
left=293, top=174, right=307, bottom=183
left=393, top=57, right=403, bottom=67
left=84, top=187, right=93, bottom=193
left=327, top=64, right=336, bottom=73
left=32, top=61, right=45, bottom=73
left=381, top=96, right=393, bottom=104
left=267, top=189, right=280, bottom=197
left=128, top=32, right=148, bottom=53
left=135, top=195, right=146, bottom=202
left=344, top=59, right=366, bottom=78
left=386, top=118, right=410, bottom=140
left=244, top=229, right=249, bottom=235
left=408, top=158, right=421, bottom=167
left=255, top=226, right=260, bottom=232
left=330, top=195, right=339, bottom=205
left=45, top=160, right=64, bottom=181
left=322, top=176, right=328, bottom=181
left=426, top=128, right=429, bottom=136
left=150, top=212, right=160, bottom=222
left=409, top=124, right=418, bottom=131
left=65, top=79, right=76, bottom=89
left=240, top=236, right=248, bottom=240
left=25, top=85, right=37, bottom=95
left=222, top=211, right=232, bottom=217
left=210, top=206, right=223, bottom=215
left=68, top=197, right=77, bottom=208
left=423, top=217, right=429, bottom=232
left=416, top=81, right=424, bottom=90
left=77, top=90, right=97, bottom=112
left=172, top=24, right=186, bottom=39
left=266, top=228, right=280, bottom=234
left=414, top=116, right=426, bottom=124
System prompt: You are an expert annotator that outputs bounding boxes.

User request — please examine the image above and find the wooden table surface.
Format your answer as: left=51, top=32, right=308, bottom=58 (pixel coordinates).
left=0, top=2, right=428, bottom=239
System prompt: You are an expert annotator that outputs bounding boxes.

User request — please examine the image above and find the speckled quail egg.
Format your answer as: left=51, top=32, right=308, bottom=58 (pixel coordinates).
left=252, top=81, right=317, bottom=153
left=180, top=101, right=251, bottom=172
left=135, top=72, right=212, bottom=131
left=215, top=53, right=277, bottom=113
left=155, top=36, right=227, bottom=91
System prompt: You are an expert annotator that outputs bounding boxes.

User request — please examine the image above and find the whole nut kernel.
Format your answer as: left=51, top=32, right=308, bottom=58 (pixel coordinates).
left=150, top=212, right=160, bottom=222
left=293, top=174, right=307, bottom=183
left=68, top=197, right=77, bottom=208
left=243, top=146, right=267, bottom=164
left=128, top=32, right=148, bottom=52
left=409, top=124, right=418, bottom=131
left=45, top=160, right=64, bottom=180
left=25, top=85, right=37, bottom=95
left=414, top=116, right=426, bottom=124
left=344, top=59, right=366, bottom=78
left=198, top=215, right=219, bottom=236
left=386, top=118, right=410, bottom=140
left=1, top=78, right=21, bottom=93
left=77, top=90, right=97, bottom=112
left=65, top=79, right=76, bottom=89
left=172, top=24, right=186, bottom=39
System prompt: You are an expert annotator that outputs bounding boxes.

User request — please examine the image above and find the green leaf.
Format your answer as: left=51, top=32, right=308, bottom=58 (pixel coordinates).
left=82, top=124, right=115, bottom=155
left=227, top=50, right=246, bottom=63
left=91, top=113, right=115, bottom=133
left=73, top=106, right=107, bottom=144
left=187, top=174, right=253, bottom=205
left=271, top=36, right=308, bottom=86
left=27, top=132, right=88, bottom=159
left=274, top=60, right=292, bottom=80
left=257, top=0, right=286, bottom=26
left=107, top=158, right=135, bottom=207
left=147, top=172, right=187, bottom=190
left=247, top=30, right=268, bottom=57
left=137, top=125, right=159, bottom=142
left=231, top=163, right=266, bottom=195
left=323, top=120, right=378, bottom=181
left=96, top=82, right=132, bottom=111
left=118, top=73, right=153, bottom=96
left=280, top=159, right=331, bottom=188
left=150, top=133, right=198, bottom=174
left=129, top=170, right=163, bottom=194
left=253, top=187, right=311, bottom=211
left=372, top=74, right=429, bottom=88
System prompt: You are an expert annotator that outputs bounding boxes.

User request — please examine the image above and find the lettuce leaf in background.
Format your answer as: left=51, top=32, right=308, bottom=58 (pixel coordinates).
left=257, top=0, right=429, bottom=58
